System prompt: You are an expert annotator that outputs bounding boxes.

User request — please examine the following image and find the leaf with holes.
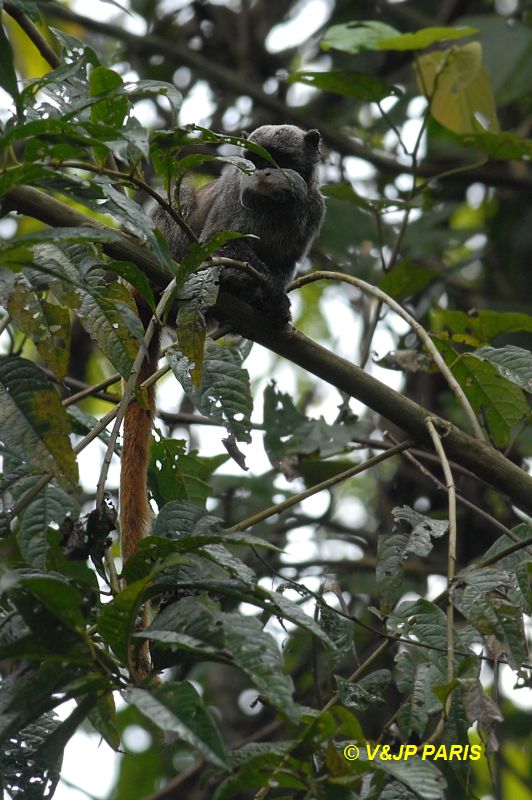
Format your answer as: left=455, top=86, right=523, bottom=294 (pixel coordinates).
left=34, top=244, right=140, bottom=377
left=7, top=279, right=71, bottom=380
left=167, top=339, right=252, bottom=443
left=19, top=484, right=80, bottom=568
left=0, top=356, right=78, bottom=488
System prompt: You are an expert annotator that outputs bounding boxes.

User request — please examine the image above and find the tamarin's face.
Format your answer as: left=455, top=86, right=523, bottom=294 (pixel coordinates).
left=243, top=125, right=321, bottom=184
left=240, top=168, right=308, bottom=210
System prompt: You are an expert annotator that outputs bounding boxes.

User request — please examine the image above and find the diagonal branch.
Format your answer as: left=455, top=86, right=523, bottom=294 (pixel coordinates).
left=5, top=183, right=532, bottom=514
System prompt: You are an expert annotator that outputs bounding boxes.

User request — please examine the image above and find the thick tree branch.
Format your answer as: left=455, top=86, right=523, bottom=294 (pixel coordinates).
left=2, top=185, right=170, bottom=284
left=214, top=292, right=532, bottom=515
left=38, top=1, right=532, bottom=190
left=5, top=183, right=532, bottom=514
left=5, top=0, right=60, bottom=68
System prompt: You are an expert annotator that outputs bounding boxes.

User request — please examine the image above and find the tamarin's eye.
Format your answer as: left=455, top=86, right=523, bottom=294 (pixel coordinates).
left=245, top=150, right=299, bottom=172
left=244, top=152, right=270, bottom=170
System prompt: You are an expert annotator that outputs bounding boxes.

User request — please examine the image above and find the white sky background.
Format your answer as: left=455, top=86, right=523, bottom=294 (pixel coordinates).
left=1, top=0, right=531, bottom=798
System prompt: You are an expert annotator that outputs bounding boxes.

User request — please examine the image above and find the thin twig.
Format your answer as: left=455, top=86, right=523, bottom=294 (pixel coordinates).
left=0, top=312, right=12, bottom=336
left=290, top=271, right=486, bottom=441
left=227, top=440, right=413, bottom=533
left=384, top=431, right=527, bottom=549
left=425, top=416, right=457, bottom=742
left=51, top=159, right=198, bottom=244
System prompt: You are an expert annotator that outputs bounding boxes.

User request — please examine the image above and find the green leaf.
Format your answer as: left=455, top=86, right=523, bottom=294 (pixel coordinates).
left=151, top=500, right=224, bottom=542
left=321, top=21, right=400, bottom=54
left=75, top=280, right=143, bottom=377
left=263, top=382, right=360, bottom=464
left=396, top=656, right=433, bottom=738
left=147, top=594, right=225, bottom=648
left=0, top=711, right=63, bottom=799
left=135, top=629, right=222, bottom=659
left=377, top=508, right=448, bottom=612
left=378, top=782, right=419, bottom=800
left=90, top=67, right=129, bottom=145
left=431, top=308, right=532, bottom=343
left=220, top=613, right=299, bottom=721
left=200, top=543, right=256, bottom=584
left=392, top=506, right=449, bottom=556
left=19, top=573, right=85, bottom=630
left=87, top=693, right=121, bottom=751
left=99, top=183, right=171, bottom=270
left=0, top=19, right=19, bottom=103
left=0, top=356, right=78, bottom=488
left=34, top=244, right=140, bottom=377
left=473, top=345, right=532, bottom=394
left=378, top=261, right=438, bottom=300
left=263, top=589, right=335, bottom=650
left=89, top=65, right=124, bottom=95
left=128, top=683, right=230, bottom=769
left=452, top=354, right=528, bottom=447
left=178, top=230, right=251, bottom=276
left=365, top=752, right=447, bottom=799
left=0, top=163, right=58, bottom=198
left=149, top=439, right=228, bottom=509
left=461, top=131, right=532, bottom=161
left=126, top=79, right=182, bottom=127
left=31, top=696, right=98, bottom=789
left=482, top=524, right=532, bottom=615
left=98, top=577, right=152, bottom=662
left=214, top=751, right=304, bottom=800
left=388, top=599, right=448, bottom=653
left=19, top=484, right=79, bottom=568
left=146, top=595, right=299, bottom=719
left=288, top=70, right=402, bottom=102
left=107, top=260, right=156, bottom=311
left=335, top=670, right=391, bottom=711
left=319, top=603, right=353, bottom=665
left=4, top=0, right=40, bottom=20
left=1, top=225, right=123, bottom=253
left=7, top=279, right=71, bottom=380
left=379, top=26, right=477, bottom=51
left=151, top=501, right=275, bottom=553
left=0, top=662, right=82, bottom=746
left=176, top=304, right=206, bottom=385
left=416, top=42, right=499, bottom=134
left=452, top=567, right=527, bottom=668
left=167, top=339, right=253, bottom=443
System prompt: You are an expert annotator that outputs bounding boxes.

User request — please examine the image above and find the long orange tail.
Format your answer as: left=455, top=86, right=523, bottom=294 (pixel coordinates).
left=119, top=300, right=160, bottom=564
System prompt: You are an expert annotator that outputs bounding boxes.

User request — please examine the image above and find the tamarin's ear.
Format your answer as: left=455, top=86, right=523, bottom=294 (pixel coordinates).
left=304, top=129, right=321, bottom=151
left=241, top=130, right=250, bottom=140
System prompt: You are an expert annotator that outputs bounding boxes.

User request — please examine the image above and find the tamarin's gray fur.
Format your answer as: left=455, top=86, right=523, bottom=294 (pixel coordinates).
left=120, top=126, right=325, bottom=579
left=152, top=124, right=325, bottom=321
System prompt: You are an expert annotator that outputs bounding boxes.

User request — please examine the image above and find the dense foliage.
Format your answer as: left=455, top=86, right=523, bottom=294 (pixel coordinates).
left=0, top=1, right=531, bottom=799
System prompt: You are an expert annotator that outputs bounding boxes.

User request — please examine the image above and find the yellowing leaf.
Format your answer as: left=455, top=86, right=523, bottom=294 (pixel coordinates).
left=416, top=42, right=499, bottom=134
